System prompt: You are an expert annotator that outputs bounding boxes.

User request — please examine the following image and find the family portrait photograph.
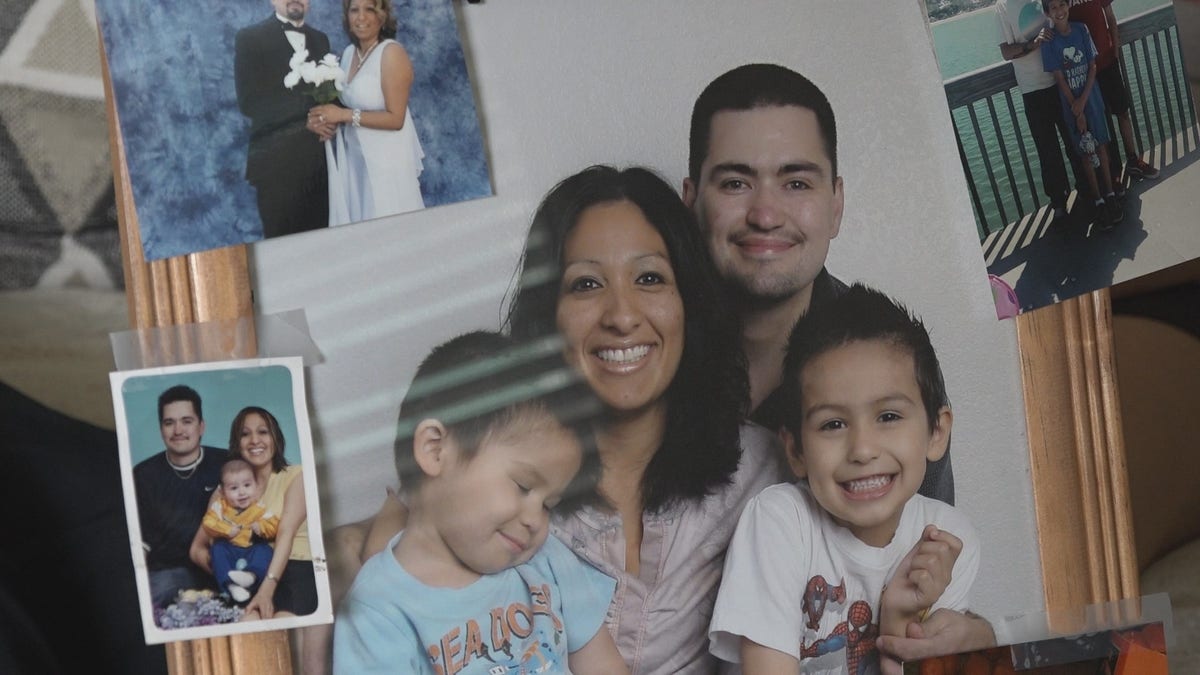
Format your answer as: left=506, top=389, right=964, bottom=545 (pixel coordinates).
left=110, top=358, right=332, bottom=644
left=244, top=1, right=1054, bottom=671
left=94, top=0, right=491, bottom=260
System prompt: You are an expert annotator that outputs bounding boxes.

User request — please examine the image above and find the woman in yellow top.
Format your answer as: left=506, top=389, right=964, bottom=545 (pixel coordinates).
left=192, top=406, right=316, bottom=619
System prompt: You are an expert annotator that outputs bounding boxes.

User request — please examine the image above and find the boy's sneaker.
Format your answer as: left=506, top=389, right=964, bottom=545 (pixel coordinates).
left=228, top=585, right=251, bottom=603
left=1048, top=196, right=1070, bottom=221
left=1092, top=200, right=1112, bottom=232
left=1109, top=198, right=1125, bottom=225
left=228, top=570, right=256, bottom=588
left=1098, top=200, right=1121, bottom=231
left=1126, top=156, right=1160, bottom=180
left=1050, top=203, right=1068, bottom=223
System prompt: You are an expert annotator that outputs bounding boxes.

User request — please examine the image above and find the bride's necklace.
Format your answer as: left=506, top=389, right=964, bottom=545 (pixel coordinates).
left=167, top=447, right=204, bottom=480
left=353, top=40, right=380, bottom=75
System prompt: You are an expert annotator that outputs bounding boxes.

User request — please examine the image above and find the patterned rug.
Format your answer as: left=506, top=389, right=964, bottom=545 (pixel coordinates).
left=0, top=0, right=122, bottom=290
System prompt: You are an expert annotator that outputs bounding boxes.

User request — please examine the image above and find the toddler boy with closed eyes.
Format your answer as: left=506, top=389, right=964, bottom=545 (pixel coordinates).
left=334, top=331, right=627, bottom=675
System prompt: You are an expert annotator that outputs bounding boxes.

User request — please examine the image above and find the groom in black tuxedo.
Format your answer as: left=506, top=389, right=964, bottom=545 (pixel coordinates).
left=234, top=0, right=330, bottom=238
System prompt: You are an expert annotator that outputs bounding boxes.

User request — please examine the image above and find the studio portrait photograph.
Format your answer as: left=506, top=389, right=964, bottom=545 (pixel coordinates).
left=94, top=0, right=491, bottom=260
left=110, top=357, right=332, bottom=644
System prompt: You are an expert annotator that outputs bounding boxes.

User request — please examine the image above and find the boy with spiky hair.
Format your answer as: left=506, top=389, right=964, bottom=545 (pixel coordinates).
left=710, top=284, right=979, bottom=674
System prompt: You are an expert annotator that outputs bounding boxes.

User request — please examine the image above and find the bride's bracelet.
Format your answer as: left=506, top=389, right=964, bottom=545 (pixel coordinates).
left=351, top=109, right=362, bottom=128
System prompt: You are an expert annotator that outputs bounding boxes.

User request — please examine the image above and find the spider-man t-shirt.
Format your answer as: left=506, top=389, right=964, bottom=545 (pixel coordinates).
left=709, top=482, right=979, bottom=674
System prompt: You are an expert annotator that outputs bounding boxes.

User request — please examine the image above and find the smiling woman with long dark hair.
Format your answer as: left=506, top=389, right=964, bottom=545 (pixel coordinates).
left=190, top=406, right=317, bottom=620
left=341, top=165, right=782, bottom=674
left=500, top=165, right=781, bottom=674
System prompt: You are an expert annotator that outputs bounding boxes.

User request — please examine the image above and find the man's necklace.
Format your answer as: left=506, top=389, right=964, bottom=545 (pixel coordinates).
left=167, top=447, right=204, bottom=480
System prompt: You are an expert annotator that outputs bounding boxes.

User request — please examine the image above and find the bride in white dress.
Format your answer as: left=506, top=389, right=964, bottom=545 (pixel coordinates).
left=308, top=0, right=425, bottom=226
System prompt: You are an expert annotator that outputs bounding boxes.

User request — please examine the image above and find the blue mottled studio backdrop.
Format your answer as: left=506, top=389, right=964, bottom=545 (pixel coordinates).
left=95, top=0, right=491, bottom=261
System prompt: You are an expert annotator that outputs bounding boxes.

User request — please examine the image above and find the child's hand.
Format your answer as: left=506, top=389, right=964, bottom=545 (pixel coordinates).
left=879, top=525, right=962, bottom=638
left=1071, top=99, right=1085, bottom=117
left=251, top=522, right=263, bottom=536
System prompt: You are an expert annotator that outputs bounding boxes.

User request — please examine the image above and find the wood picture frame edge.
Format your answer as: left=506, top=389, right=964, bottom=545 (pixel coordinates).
left=103, top=42, right=288, bottom=674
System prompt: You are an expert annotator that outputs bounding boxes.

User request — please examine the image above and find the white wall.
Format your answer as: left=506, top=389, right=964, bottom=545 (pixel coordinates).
left=252, top=0, right=1044, bottom=627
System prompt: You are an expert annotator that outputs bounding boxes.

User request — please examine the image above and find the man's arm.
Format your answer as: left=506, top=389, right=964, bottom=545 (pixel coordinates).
left=189, top=489, right=223, bottom=573
left=133, top=466, right=161, bottom=558
left=1000, top=31, right=1049, bottom=61
left=875, top=609, right=996, bottom=675
left=997, top=9, right=1052, bottom=62
left=1104, top=4, right=1120, bottom=50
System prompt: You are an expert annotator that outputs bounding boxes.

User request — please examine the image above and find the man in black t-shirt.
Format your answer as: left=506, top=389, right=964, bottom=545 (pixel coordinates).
left=132, top=385, right=228, bottom=607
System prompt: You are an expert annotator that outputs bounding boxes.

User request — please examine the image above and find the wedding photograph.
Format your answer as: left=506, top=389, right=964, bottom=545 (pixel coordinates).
left=110, top=357, right=332, bottom=644
left=93, top=0, right=491, bottom=260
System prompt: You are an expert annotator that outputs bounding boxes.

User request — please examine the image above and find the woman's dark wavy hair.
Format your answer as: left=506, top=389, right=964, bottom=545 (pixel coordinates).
left=229, top=406, right=289, bottom=474
left=342, top=0, right=398, bottom=47
left=503, top=165, right=749, bottom=513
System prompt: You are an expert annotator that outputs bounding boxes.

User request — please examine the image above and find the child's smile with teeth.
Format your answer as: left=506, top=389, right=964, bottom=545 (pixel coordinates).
left=842, top=473, right=894, bottom=496
left=785, top=339, right=952, bottom=547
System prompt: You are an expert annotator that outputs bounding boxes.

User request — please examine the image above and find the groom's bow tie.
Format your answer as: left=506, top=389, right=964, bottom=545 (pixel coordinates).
left=282, top=24, right=302, bottom=33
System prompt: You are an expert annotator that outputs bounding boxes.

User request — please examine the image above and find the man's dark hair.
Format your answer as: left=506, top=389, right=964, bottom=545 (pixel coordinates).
left=504, top=165, right=749, bottom=512
left=158, top=384, right=203, bottom=423
left=779, top=283, right=949, bottom=438
left=688, top=63, right=838, bottom=184
left=394, top=331, right=601, bottom=507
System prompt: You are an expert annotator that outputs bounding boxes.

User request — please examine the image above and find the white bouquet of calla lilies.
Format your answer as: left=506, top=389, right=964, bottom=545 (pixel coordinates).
left=283, top=49, right=346, bottom=104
